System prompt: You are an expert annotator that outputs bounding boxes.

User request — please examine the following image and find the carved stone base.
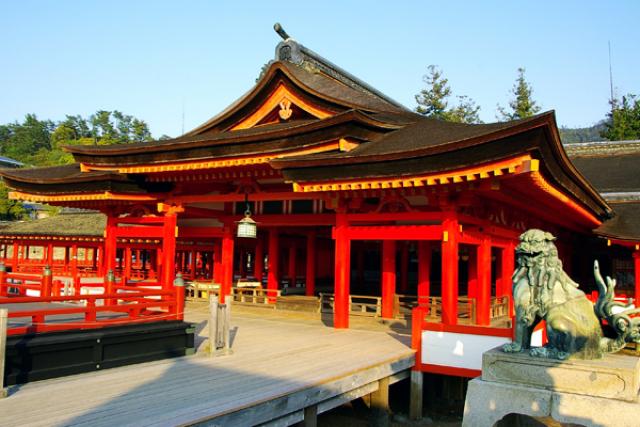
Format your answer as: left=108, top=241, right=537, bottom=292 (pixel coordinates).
left=462, top=348, right=640, bottom=427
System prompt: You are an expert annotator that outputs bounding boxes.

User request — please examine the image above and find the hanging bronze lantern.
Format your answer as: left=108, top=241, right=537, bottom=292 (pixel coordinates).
left=237, top=193, right=257, bottom=238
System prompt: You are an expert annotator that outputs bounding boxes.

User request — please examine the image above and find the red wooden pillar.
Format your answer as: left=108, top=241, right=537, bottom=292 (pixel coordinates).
left=254, top=236, right=264, bottom=282
left=42, top=266, right=52, bottom=297
left=399, top=242, right=409, bottom=294
left=124, top=246, right=132, bottom=283
left=64, top=246, right=70, bottom=273
left=381, top=240, right=397, bottom=319
left=46, top=242, right=54, bottom=266
left=220, top=224, right=234, bottom=303
left=467, top=247, right=478, bottom=301
left=501, top=242, right=516, bottom=315
left=12, top=241, right=18, bottom=271
left=441, top=216, right=459, bottom=325
left=334, top=212, right=351, bottom=329
left=213, top=240, right=222, bottom=284
left=417, top=241, right=431, bottom=306
left=288, top=244, right=297, bottom=286
left=305, top=231, right=316, bottom=296
left=190, top=249, right=196, bottom=277
left=267, top=228, right=280, bottom=303
left=633, top=250, right=640, bottom=302
left=162, top=213, right=178, bottom=290
left=71, top=244, right=79, bottom=293
left=476, top=238, right=492, bottom=326
left=104, top=215, right=118, bottom=275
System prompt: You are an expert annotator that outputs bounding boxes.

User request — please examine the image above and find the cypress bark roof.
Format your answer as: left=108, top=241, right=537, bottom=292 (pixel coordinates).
left=569, top=144, right=640, bottom=241
left=0, top=213, right=105, bottom=237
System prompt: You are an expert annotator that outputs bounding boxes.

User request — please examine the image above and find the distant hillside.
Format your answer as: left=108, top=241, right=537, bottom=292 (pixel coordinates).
left=559, top=121, right=607, bottom=144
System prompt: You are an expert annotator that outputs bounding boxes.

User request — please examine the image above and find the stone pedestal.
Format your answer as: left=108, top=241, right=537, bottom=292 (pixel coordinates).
left=462, top=348, right=640, bottom=427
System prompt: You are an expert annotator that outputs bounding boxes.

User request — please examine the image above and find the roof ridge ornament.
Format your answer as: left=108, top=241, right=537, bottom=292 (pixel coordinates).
left=274, top=23, right=291, bottom=41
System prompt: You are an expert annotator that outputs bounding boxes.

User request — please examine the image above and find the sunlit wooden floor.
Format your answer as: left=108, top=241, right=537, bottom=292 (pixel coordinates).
left=0, top=301, right=414, bottom=427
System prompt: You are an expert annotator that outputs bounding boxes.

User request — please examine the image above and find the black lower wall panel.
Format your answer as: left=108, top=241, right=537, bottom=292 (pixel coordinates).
left=4, top=321, right=195, bottom=386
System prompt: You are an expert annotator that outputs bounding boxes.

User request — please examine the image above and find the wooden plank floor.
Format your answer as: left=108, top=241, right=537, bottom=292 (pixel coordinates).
left=0, top=301, right=414, bottom=426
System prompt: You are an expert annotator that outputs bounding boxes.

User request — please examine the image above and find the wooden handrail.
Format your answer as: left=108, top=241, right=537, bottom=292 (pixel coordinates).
left=3, top=288, right=180, bottom=336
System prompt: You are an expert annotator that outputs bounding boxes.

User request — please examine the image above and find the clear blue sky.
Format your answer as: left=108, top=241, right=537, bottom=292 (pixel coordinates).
left=1, top=1, right=638, bottom=138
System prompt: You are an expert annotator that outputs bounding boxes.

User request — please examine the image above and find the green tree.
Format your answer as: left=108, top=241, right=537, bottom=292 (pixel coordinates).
left=497, top=67, right=541, bottom=121
left=1, top=114, right=55, bottom=163
left=0, top=181, right=27, bottom=220
left=131, top=118, right=151, bottom=142
left=601, top=94, right=640, bottom=141
left=415, top=65, right=481, bottom=123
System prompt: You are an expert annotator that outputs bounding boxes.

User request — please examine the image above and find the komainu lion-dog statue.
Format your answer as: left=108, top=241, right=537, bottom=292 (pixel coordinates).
left=503, top=229, right=640, bottom=360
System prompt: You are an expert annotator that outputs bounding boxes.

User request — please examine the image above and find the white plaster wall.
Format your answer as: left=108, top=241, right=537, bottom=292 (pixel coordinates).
left=421, top=331, right=511, bottom=370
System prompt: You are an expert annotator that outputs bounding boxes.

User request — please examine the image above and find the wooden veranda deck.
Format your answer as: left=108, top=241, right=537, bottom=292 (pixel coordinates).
left=0, top=301, right=415, bottom=426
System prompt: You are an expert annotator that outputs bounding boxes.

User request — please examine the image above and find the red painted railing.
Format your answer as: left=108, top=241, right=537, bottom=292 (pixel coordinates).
left=2, top=288, right=183, bottom=336
left=0, top=264, right=185, bottom=336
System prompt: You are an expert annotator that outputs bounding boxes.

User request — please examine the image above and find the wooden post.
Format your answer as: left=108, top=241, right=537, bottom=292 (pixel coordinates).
left=174, top=273, right=185, bottom=320
left=288, top=244, right=297, bottom=287
left=0, top=264, right=6, bottom=297
left=305, top=231, right=316, bottom=296
left=220, top=224, right=235, bottom=303
left=441, top=216, right=459, bottom=325
left=223, top=298, right=232, bottom=353
left=634, top=250, right=640, bottom=302
left=267, top=228, right=280, bottom=303
left=97, top=246, right=104, bottom=275
left=46, top=243, right=54, bottom=267
left=418, top=242, right=431, bottom=306
left=334, top=212, right=351, bottom=329
left=369, top=376, right=390, bottom=427
left=11, top=241, right=18, bottom=271
left=303, top=405, right=318, bottom=427
left=467, top=246, right=478, bottom=301
left=501, top=242, right=516, bottom=315
left=190, top=249, right=197, bottom=278
left=104, top=215, right=118, bottom=275
left=124, top=246, right=132, bottom=283
left=209, top=294, right=218, bottom=356
left=0, top=308, right=7, bottom=398
left=410, top=370, right=423, bottom=420
left=381, top=240, right=397, bottom=319
left=213, top=240, right=222, bottom=284
left=71, top=244, right=79, bottom=293
left=476, top=238, right=492, bottom=326
left=162, top=213, right=178, bottom=290
left=254, top=236, right=264, bottom=283
left=42, top=265, right=52, bottom=297
left=105, top=270, right=115, bottom=306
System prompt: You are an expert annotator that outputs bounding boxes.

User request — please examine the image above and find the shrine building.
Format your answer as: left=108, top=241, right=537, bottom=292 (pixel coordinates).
left=1, top=29, right=638, bottom=376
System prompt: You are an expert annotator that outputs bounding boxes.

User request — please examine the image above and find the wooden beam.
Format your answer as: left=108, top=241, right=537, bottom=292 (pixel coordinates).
left=345, top=225, right=443, bottom=241
left=113, top=226, right=164, bottom=239
left=168, top=191, right=322, bottom=205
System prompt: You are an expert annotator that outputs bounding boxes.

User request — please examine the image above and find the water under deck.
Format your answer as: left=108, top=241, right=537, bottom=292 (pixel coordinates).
left=0, top=301, right=415, bottom=426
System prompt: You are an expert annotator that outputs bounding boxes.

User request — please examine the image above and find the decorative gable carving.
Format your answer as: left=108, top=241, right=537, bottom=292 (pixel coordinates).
left=230, top=84, right=333, bottom=130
